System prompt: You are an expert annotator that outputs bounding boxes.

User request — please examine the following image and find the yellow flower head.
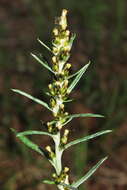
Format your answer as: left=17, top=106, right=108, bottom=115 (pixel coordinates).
left=59, top=9, right=68, bottom=30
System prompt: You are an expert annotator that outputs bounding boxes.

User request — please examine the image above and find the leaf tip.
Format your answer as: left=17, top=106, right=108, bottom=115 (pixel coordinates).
left=11, top=89, right=19, bottom=94
left=107, top=129, right=112, bottom=133
left=10, top=128, right=17, bottom=134
left=31, top=52, right=34, bottom=57
left=43, top=180, right=55, bottom=185
left=102, top=156, right=108, bottom=163
left=37, top=38, right=41, bottom=43
left=11, top=88, right=16, bottom=92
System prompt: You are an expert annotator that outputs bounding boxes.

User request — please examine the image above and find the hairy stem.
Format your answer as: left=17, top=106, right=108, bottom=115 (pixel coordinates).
left=53, top=132, right=63, bottom=175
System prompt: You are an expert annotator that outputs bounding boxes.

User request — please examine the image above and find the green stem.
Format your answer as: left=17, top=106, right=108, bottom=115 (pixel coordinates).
left=53, top=133, right=67, bottom=190
left=53, top=132, right=63, bottom=175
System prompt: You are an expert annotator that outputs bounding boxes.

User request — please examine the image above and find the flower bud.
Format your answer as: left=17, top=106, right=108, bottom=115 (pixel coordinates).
left=45, top=146, right=52, bottom=152
left=60, top=104, right=64, bottom=109
left=64, top=167, right=69, bottom=173
left=52, top=173, right=57, bottom=178
left=52, top=56, right=57, bottom=63
left=66, top=63, right=71, bottom=69
left=66, top=30, right=70, bottom=36
left=62, top=9, right=68, bottom=17
left=64, top=129, right=69, bottom=136
left=53, top=28, right=59, bottom=36
left=59, top=9, right=67, bottom=30
left=48, top=84, right=52, bottom=89
left=45, top=146, right=55, bottom=159
left=64, top=80, right=68, bottom=87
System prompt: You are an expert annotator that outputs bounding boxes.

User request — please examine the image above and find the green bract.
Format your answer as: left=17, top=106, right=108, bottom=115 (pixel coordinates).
left=11, top=9, right=112, bottom=190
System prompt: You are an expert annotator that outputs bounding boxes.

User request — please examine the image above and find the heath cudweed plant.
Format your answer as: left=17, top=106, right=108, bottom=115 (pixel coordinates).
left=11, top=9, right=112, bottom=190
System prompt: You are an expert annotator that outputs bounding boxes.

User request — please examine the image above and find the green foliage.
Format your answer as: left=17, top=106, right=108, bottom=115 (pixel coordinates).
left=65, top=130, right=112, bottom=149
left=65, top=113, right=104, bottom=120
left=11, top=128, right=44, bottom=156
left=68, top=62, right=90, bottom=93
left=37, top=38, right=52, bottom=53
left=16, top=130, right=53, bottom=137
left=72, top=157, right=108, bottom=188
left=43, top=180, right=55, bottom=185
left=12, top=89, right=52, bottom=111
left=31, top=53, right=55, bottom=73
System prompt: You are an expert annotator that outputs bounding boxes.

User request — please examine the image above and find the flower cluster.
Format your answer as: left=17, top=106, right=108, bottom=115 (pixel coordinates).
left=48, top=9, right=72, bottom=133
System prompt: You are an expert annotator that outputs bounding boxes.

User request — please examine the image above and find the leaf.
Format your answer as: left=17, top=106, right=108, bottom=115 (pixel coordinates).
left=65, top=113, right=104, bottom=120
left=31, top=53, right=55, bottom=73
left=61, top=117, right=73, bottom=127
left=65, top=130, right=112, bottom=149
left=16, top=130, right=53, bottom=137
left=69, top=33, right=76, bottom=48
left=63, top=99, right=74, bottom=103
left=72, top=157, right=108, bottom=188
left=37, top=38, right=52, bottom=53
left=11, top=89, right=52, bottom=111
left=11, top=128, right=44, bottom=156
left=63, top=113, right=104, bottom=128
left=68, top=62, right=90, bottom=79
left=43, top=180, right=55, bottom=185
left=67, top=62, right=90, bottom=93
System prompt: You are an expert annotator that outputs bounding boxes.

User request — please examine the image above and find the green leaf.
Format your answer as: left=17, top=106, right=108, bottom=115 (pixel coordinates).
left=11, top=89, right=52, bottom=111
left=61, top=118, right=73, bottom=127
left=69, top=33, right=76, bottom=48
left=65, top=130, right=112, bottom=149
left=16, top=130, right=53, bottom=137
left=68, top=62, right=90, bottom=79
left=11, top=128, right=44, bottom=156
left=72, top=157, right=108, bottom=188
left=43, top=180, right=55, bottom=185
left=63, top=113, right=104, bottom=128
left=63, top=99, right=74, bottom=103
left=37, top=38, right=52, bottom=53
left=31, top=53, right=55, bottom=73
left=65, top=113, right=104, bottom=120
left=67, top=62, right=90, bottom=93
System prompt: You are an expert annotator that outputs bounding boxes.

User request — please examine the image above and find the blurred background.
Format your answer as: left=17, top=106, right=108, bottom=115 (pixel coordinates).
left=0, top=0, right=127, bottom=190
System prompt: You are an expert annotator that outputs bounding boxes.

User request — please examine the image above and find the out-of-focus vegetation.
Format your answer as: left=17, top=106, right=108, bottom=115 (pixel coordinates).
left=0, top=0, right=127, bottom=189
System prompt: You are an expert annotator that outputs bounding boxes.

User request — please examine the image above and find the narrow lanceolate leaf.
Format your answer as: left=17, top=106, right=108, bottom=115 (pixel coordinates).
left=72, top=157, right=108, bottom=188
left=12, top=89, right=52, bottom=111
left=31, top=53, right=55, bottom=73
left=18, top=135, right=44, bottom=155
left=67, top=62, right=90, bottom=93
left=11, top=128, right=44, bottom=156
left=43, top=180, right=55, bottom=185
left=65, top=113, right=104, bottom=120
left=37, top=38, right=52, bottom=53
left=63, top=99, right=74, bottom=103
left=62, top=117, right=73, bottom=127
left=68, top=62, right=90, bottom=79
left=16, top=130, right=53, bottom=138
left=65, top=130, right=112, bottom=149
left=69, top=33, right=76, bottom=48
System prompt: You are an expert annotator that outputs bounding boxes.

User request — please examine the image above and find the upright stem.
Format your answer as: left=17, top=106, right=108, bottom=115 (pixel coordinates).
left=53, top=132, right=63, bottom=175
left=47, top=9, right=72, bottom=190
left=53, top=132, right=66, bottom=190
